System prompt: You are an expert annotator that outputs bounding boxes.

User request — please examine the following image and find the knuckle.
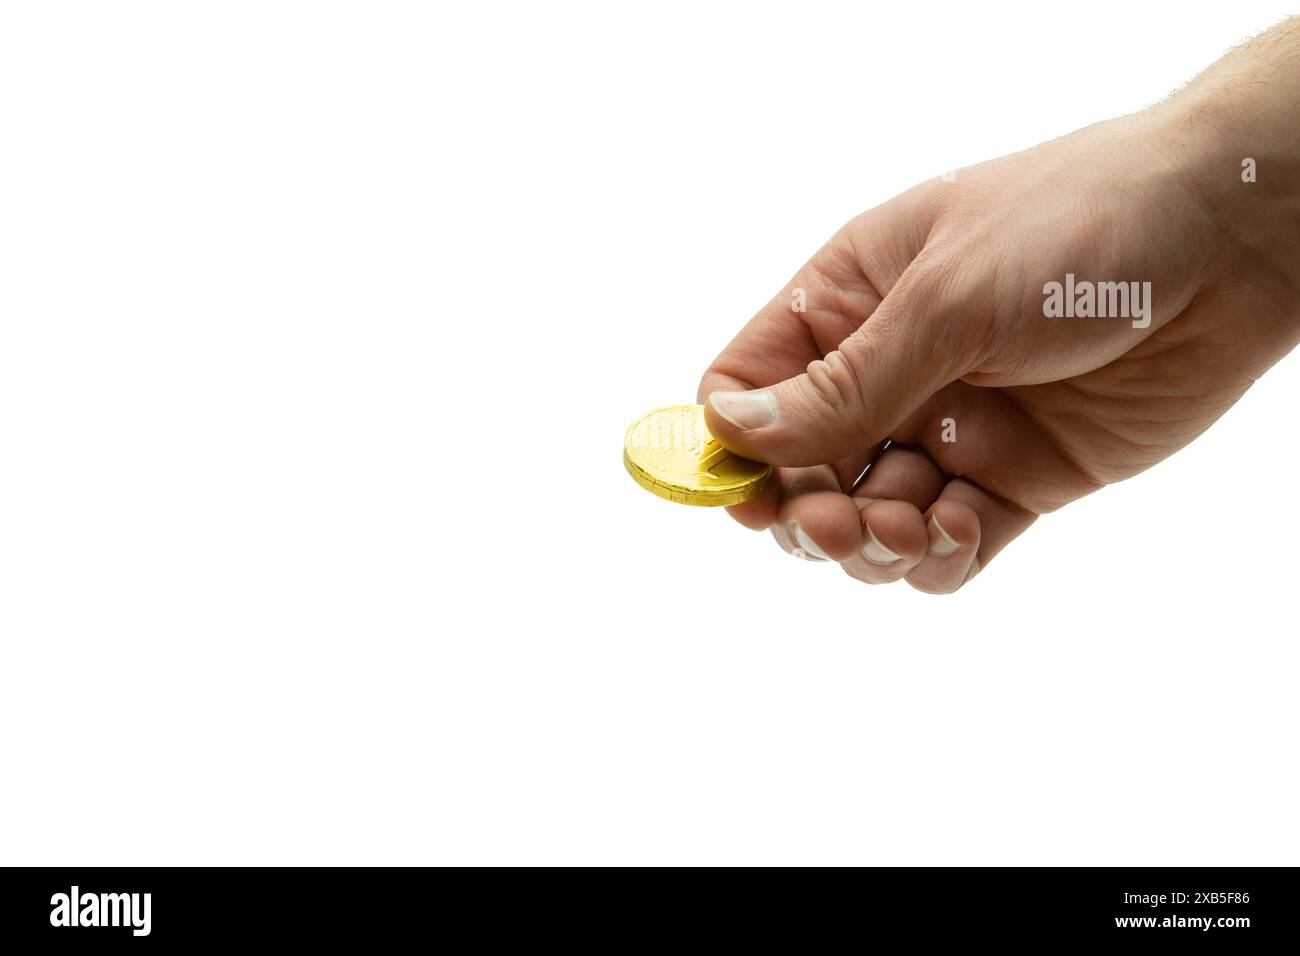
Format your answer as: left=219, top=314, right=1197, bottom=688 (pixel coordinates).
left=906, top=573, right=959, bottom=596
left=842, top=563, right=889, bottom=587
left=804, top=349, right=872, bottom=440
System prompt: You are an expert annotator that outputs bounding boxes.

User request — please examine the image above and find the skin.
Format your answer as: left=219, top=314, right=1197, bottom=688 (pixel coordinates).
left=698, top=19, right=1300, bottom=593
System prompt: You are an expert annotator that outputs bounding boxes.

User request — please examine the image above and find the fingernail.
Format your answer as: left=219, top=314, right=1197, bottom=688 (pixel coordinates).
left=862, top=524, right=901, bottom=565
left=709, top=389, right=777, bottom=431
left=927, top=515, right=961, bottom=557
left=790, top=522, right=830, bottom=561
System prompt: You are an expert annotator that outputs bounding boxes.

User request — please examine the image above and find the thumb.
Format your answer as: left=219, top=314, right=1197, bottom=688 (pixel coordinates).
left=703, top=267, right=976, bottom=466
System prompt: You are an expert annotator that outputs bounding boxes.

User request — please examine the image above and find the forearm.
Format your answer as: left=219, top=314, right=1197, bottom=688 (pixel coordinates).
left=1181, top=16, right=1300, bottom=159
left=1157, top=18, right=1300, bottom=307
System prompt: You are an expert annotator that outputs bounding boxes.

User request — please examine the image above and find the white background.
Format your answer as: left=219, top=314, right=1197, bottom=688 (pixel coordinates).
left=2, top=1, right=1297, bottom=865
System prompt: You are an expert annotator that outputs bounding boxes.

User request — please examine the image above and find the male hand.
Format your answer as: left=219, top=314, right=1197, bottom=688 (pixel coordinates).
left=698, top=24, right=1300, bottom=592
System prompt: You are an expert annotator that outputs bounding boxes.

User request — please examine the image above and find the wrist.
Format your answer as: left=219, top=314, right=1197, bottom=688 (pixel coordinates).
left=1147, top=29, right=1300, bottom=296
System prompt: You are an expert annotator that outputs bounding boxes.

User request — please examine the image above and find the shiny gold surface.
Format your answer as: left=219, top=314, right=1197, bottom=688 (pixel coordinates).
left=624, top=404, right=771, bottom=507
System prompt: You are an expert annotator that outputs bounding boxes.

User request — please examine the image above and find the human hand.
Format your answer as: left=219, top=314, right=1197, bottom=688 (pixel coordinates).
left=698, top=24, right=1300, bottom=592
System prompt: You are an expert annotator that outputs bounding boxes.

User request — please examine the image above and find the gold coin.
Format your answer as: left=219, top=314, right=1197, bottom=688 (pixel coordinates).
left=624, top=404, right=771, bottom=507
